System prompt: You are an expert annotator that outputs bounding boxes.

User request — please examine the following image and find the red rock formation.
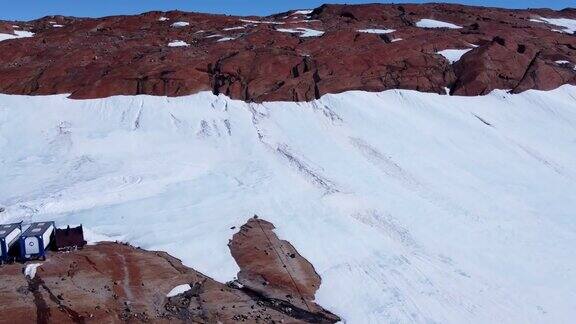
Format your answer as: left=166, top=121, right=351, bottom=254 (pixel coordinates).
left=0, top=4, right=575, bottom=101
left=0, top=218, right=339, bottom=323
left=229, top=217, right=335, bottom=319
left=0, top=22, right=14, bottom=34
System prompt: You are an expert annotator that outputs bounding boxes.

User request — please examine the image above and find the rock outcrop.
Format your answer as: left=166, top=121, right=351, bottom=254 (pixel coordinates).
left=0, top=4, right=575, bottom=101
left=0, top=218, right=339, bottom=323
left=229, top=217, right=334, bottom=319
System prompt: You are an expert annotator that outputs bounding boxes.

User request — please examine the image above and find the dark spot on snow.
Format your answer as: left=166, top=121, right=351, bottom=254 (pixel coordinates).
left=473, top=114, right=493, bottom=127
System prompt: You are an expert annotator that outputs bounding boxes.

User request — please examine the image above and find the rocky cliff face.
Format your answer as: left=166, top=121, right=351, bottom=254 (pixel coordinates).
left=0, top=3, right=574, bottom=102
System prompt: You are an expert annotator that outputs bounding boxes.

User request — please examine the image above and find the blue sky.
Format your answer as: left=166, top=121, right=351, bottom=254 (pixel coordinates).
left=2, top=0, right=573, bottom=21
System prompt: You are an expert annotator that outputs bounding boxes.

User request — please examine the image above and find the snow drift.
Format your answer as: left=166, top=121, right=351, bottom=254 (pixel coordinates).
left=1, top=87, right=576, bottom=323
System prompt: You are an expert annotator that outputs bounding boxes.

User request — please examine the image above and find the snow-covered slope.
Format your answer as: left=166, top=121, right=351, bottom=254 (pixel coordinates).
left=1, top=87, right=576, bottom=323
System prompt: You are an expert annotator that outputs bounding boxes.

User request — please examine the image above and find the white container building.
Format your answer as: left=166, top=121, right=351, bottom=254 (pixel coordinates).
left=19, top=221, right=55, bottom=261
left=0, top=222, right=22, bottom=263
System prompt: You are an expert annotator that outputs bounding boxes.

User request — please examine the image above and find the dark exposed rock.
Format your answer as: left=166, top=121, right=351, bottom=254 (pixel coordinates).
left=0, top=3, right=575, bottom=102
left=229, top=217, right=339, bottom=323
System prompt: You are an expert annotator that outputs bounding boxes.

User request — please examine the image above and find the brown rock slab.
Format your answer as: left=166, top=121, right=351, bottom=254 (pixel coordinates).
left=0, top=218, right=340, bottom=324
left=229, top=217, right=334, bottom=319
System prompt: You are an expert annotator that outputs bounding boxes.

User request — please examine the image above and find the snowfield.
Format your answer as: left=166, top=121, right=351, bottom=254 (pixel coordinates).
left=1, top=87, right=576, bottom=323
left=532, top=17, right=576, bottom=34
left=167, top=40, right=189, bottom=47
left=0, top=30, right=35, bottom=42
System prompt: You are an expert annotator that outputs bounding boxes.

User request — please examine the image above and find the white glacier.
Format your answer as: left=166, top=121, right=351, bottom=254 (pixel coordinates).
left=1, top=86, right=576, bottom=323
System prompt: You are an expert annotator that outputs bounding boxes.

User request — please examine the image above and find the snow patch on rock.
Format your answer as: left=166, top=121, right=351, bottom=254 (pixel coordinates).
left=416, top=19, right=463, bottom=29
left=358, top=28, right=396, bottom=34
left=437, top=48, right=473, bottom=63
left=276, top=27, right=324, bottom=37
left=240, top=19, right=284, bottom=25
left=168, top=40, right=189, bottom=47
left=291, top=10, right=313, bottom=16
left=24, top=263, right=43, bottom=279
left=0, top=30, right=35, bottom=42
left=223, top=26, right=245, bottom=31
left=217, top=37, right=236, bottom=42
left=167, top=284, right=192, bottom=297
left=555, top=60, right=576, bottom=70
left=171, top=21, right=190, bottom=28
